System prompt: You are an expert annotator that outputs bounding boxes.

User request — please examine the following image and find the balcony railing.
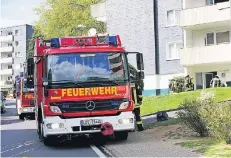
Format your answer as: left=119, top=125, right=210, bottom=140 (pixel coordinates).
left=0, top=35, right=13, bottom=42
left=0, top=46, right=13, bottom=53
left=0, top=69, right=13, bottom=75
left=0, top=57, right=13, bottom=64
left=180, top=2, right=230, bottom=28
left=180, top=43, right=231, bottom=66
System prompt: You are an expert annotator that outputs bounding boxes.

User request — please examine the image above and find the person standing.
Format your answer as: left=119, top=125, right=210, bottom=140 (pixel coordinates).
left=210, top=75, right=221, bottom=88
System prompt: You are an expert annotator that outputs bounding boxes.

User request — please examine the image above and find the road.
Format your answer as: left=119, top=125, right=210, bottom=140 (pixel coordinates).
left=1, top=99, right=178, bottom=157
left=1, top=99, right=106, bottom=158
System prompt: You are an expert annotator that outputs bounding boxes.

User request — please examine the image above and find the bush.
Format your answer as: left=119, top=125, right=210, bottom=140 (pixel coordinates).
left=169, top=76, right=185, bottom=93
left=176, top=96, right=210, bottom=137
left=199, top=98, right=231, bottom=144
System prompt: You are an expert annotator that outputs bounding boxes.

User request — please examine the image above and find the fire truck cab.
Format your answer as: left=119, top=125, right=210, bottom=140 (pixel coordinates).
left=34, top=35, right=144, bottom=146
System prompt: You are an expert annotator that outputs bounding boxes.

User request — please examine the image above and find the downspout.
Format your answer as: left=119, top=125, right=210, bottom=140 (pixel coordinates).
left=153, top=0, right=160, bottom=95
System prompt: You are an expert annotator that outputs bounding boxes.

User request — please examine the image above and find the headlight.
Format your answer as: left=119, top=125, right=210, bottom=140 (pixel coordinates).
left=118, top=118, right=133, bottom=124
left=46, top=123, right=64, bottom=129
left=50, top=106, right=62, bottom=113
left=119, top=102, right=129, bottom=110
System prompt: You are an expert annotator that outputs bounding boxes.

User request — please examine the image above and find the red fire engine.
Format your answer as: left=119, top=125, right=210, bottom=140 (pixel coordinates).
left=15, top=59, right=35, bottom=120
left=33, top=35, right=144, bottom=146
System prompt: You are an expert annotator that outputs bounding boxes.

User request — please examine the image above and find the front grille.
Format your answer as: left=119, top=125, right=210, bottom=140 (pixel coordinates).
left=51, top=99, right=127, bottom=113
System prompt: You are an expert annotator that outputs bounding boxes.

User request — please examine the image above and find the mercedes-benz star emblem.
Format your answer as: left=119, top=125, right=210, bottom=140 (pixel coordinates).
left=86, top=101, right=95, bottom=111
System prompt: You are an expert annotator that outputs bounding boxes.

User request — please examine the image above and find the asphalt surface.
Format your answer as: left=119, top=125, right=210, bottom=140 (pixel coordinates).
left=1, top=99, right=105, bottom=158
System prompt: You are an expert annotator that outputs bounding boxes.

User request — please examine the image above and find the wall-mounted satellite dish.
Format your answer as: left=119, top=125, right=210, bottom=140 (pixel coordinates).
left=88, top=28, right=97, bottom=36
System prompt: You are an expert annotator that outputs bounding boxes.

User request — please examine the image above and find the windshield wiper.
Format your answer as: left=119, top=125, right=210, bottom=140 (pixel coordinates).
left=51, top=80, right=83, bottom=87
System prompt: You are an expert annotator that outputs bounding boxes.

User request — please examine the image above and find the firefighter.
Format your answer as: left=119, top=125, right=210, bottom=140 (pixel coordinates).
left=185, top=75, right=193, bottom=91
left=210, top=75, right=221, bottom=88
left=129, top=64, right=144, bottom=131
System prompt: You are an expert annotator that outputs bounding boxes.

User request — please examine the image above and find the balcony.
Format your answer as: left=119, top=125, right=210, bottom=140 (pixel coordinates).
left=180, top=2, right=230, bottom=29
left=0, top=46, right=13, bottom=53
left=0, top=57, right=13, bottom=64
left=180, top=43, right=231, bottom=66
left=0, top=69, right=13, bottom=75
left=0, top=81, right=13, bottom=89
left=0, top=35, right=13, bottom=43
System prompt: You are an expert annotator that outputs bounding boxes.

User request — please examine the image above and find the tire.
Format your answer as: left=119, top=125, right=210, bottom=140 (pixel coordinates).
left=19, top=114, right=24, bottom=120
left=114, top=131, right=128, bottom=141
left=44, top=136, right=57, bottom=146
left=90, top=133, right=106, bottom=145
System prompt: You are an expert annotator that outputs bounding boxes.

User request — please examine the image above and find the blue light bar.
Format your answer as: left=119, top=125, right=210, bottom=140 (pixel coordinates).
left=108, top=36, right=117, bottom=46
left=50, top=38, right=60, bottom=48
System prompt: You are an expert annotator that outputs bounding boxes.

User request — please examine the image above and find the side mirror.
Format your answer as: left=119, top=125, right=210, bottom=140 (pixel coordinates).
left=136, top=53, right=144, bottom=71
left=138, top=71, right=144, bottom=80
left=42, top=78, right=48, bottom=86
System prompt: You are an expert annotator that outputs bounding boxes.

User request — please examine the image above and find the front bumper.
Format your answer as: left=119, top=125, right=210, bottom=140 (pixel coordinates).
left=43, top=111, right=135, bottom=137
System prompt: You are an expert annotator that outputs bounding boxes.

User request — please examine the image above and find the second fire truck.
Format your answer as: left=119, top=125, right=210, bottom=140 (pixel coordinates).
left=15, top=58, right=35, bottom=120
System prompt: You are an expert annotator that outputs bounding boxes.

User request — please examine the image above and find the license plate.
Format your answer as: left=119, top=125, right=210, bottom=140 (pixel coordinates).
left=80, top=119, right=102, bottom=126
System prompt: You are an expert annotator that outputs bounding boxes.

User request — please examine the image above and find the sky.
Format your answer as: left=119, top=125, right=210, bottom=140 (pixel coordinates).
left=0, top=0, right=44, bottom=28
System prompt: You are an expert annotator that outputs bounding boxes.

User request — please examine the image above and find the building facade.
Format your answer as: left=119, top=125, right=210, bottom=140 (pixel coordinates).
left=91, top=0, right=185, bottom=96
left=180, top=0, right=231, bottom=89
left=0, top=24, right=33, bottom=92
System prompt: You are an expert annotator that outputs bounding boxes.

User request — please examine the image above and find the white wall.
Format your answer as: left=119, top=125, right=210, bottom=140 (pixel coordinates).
left=144, top=73, right=186, bottom=90
left=184, top=0, right=206, bottom=9
left=187, top=64, right=231, bottom=84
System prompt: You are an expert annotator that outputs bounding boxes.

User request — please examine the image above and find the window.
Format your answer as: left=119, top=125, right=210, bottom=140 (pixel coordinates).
left=8, top=54, right=12, bottom=57
left=8, top=65, right=12, bottom=69
left=216, top=31, right=230, bottom=44
left=7, top=32, right=13, bottom=35
left=8, top=76, right=12, bottom=80
left=206, top=33, right=215, bottom=45
left=8, top=43, right=12, bottom=47
left=206, top=31, right=230, bottom=46
left=15, top=30, right=19, bottom=35
left=16, top=52, right=23, bottom=58
left=167, top=10, right=180, bottom=26
left=166, top=43, right=183, bottom=60
left=207, top=0, right=229, bottom=5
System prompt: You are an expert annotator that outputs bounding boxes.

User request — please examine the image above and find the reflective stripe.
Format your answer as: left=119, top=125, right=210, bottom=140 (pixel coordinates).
left=137, top=121, right=142, bottom=125
left=133, top=88, right=138, bottom=105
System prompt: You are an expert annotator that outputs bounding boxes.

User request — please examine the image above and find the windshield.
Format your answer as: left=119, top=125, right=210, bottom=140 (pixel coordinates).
left=22, top=80, right=34, bottom=93
left=47, top=52, right=128, bottom=83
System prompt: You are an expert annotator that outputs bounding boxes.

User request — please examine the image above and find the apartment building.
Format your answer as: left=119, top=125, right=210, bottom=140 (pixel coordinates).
left=180, top=0, right=231, bottom=89
left=0, top=24, right=33, bottom=92
left=91, top=0, right=185, bottom=96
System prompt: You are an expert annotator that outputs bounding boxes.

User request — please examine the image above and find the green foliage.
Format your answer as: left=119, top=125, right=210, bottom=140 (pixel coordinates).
left=169, top=76, right=185, bottom=93
left=34, top=0, right=106, bottom=38
left=199, top=97, right=231, bottom=144
left=176, top=96, right=210, bottom=137
left=27, top=29, right=44, bottom=59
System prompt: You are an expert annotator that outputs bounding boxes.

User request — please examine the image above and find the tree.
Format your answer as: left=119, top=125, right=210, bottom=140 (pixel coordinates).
left=26, top=30, right=44, bottom=59
left=34, top=0, right=106, bottom=38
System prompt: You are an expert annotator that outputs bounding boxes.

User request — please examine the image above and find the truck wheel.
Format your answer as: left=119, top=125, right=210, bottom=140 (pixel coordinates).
left=19, top=114, right=24, bottom=120
left=44, top=136, right=56, bottom=146
left=114, top=131, right=128, bottom=141
left=90, top=133, right=106, bottom=145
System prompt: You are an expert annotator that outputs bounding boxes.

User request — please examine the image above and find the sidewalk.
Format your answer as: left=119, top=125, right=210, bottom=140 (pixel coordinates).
left=104, top=125, right=202, bottom=157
